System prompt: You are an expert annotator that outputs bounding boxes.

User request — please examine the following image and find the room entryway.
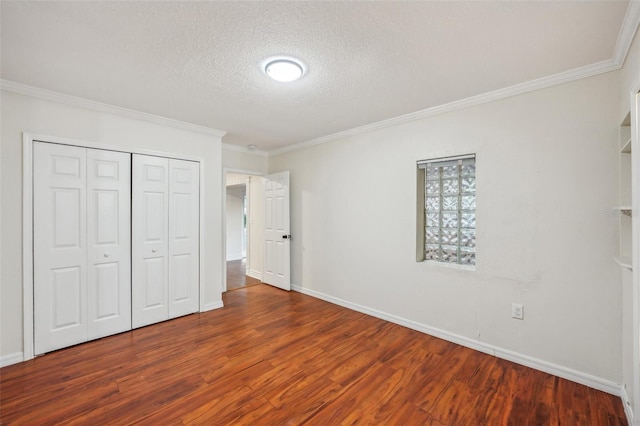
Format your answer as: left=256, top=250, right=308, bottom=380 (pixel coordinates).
left=225, top=172, right=266, bottom=291
left=226, top=258, right=261, bottom=291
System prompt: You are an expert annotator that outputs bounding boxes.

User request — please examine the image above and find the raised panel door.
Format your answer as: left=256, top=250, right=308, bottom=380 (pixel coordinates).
left=168, top=159, right=199, bottom=318
left=34, top=142, right=88, bottom=354
left=86, top=149, right=131, bottom=339
left=132, top=155, right=170, bottom=328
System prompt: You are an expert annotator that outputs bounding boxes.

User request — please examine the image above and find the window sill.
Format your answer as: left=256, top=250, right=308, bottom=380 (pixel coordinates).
left=419, top=260, right=476, bottom=272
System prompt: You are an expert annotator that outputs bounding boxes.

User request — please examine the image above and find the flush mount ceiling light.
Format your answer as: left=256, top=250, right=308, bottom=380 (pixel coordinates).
left=264, top=59, right=304, bottom=82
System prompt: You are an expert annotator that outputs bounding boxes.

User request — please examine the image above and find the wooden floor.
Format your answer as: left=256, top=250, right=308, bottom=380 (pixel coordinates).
left=227, top=258, right=261, bottom=291
left=1, top=284, right=627, bottom=425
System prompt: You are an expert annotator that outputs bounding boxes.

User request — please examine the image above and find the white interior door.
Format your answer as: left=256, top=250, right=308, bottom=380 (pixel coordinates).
left=34, top=142, right=88, bottom=354
left=263, top=171, right=291, bottom=291
left=132, top=155, right=169, bottom=328
left=168, top=159, right=200, bottom=318
left=86, top=149, right=131, bottom=339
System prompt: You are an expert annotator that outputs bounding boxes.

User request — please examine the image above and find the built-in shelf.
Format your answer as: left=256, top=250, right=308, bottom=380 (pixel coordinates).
left=614, top=206, right=633, bottom=215
left=615, top=255, right=633, bottom=271
left=616, top=113, right=633, bottom=270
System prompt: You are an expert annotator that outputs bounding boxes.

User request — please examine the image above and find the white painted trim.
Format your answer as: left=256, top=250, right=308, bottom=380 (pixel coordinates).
left=615, top=1, right=640, bottom=67
left=22, top=134, right=34, bottom=361
left=1, top=80, right=227, bottom=138
left=270, top=60, right=619, bottom=156
left=26, top=133, right=207, bottom=162
left=247, top=269, right=262, bottom=281
left=22, top=132, right=210, bottom=363
left=493, top=347, right=621, bottom=396
left=269, top=3, right=640, bottom=157
left=1, top=352, right=24, bottom=368
left=631, top=79, right=640, bottom=425
left=222, top=168, right=266, bottom=293
left=202, top=301, right=224, bottom=312
left=198, top=161, right=207, bottom=314
left=291, top=284, right=623, bottom=397
left=222, top=143, right=269, bottom=157
left=621, top=385, right=634, bottom=425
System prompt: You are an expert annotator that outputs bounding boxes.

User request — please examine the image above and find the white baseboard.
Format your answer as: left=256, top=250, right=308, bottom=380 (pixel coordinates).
left=226, top=254, right=243, bottom=261
left=202, top=301, right=224, bottom=312
left=247, top=269, right=262, bottom=280
left=621, top=386, right=634, bottom=425
left=291, top=284, right=623, bottom=397
left=1, top=352, right=24, bottom=367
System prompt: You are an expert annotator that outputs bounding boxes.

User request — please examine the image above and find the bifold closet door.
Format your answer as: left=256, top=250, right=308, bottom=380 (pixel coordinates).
left=86, top=149, right=132, bottom=339
left=34, top=142, right=131, bottom=355
left=168, top=159, right=200, bottom=318
left=34, top=143, right=88, bottom=354
left=132, top=155, right=170, bottom=328
left=132, top=155, right=200, bottom=328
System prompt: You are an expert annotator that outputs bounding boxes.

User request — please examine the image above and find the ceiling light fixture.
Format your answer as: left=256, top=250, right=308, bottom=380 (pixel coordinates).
left=264, top=59, right=304, bottom=82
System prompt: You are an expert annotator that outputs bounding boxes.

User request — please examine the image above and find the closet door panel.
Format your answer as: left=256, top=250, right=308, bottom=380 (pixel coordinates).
left=168, top=160, right=200, bottom=318
left=87, top=149, right=132, bottom=339
left=132, top=155, right=170, bottom=328
left=34, top=142, right=88, bottom=355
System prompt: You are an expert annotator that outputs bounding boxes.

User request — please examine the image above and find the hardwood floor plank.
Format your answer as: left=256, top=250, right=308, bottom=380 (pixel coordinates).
left=0, top=284, right=627, bottom=425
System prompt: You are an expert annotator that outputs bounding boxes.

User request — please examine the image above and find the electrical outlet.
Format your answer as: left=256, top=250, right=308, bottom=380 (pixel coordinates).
left=511, top=303, right=524, bottom=320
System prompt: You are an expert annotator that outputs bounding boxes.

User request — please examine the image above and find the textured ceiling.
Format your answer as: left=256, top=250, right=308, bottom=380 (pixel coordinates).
left=0, top=1, right=632, bottom=152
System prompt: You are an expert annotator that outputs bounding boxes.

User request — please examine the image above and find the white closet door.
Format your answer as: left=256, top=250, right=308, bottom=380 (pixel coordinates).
left=132, top=155, right=169, bottom=328
left=86, top=149, right=131, bottom=339
left=168, top=159, right=200, bottom=318
left=34, top=142, right=88, bottom=355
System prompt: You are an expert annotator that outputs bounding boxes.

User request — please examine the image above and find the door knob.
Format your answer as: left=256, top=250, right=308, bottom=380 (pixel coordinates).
left=103, top=253, right=110, bottom=258
left=282, top=235, right=292, bottom=240
left=152, top=249, right=157, bottom=253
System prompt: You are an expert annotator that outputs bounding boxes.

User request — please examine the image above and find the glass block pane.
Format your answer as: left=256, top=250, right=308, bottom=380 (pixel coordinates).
left=460, top=229, right=475, bottom=247
left=425, top=244, right=439, bottom=260
left=461, top=177, right=476, bottom=194
left=426, top=166, right=440, bottom=180
left=461, top=212, right=476, bottom=229
left=442, top=179, right=459, bottom=195
left=426, top=227, right=439, bottom=244
left=460, top=248, right=476, bottom=265
left=426, top=180, right=440, bottom=195
left=442, top=196, right=458, bottom=211
left=442, top=165, right=458, bottom=178
left=442, top=229, right=458, bottom=245
left=441, top=246, right=458, bottom=263
left=442, top=212, right=458, bottom=228
left=461, top=195, right=475, bottom=210
left=426, top=213, right=440, bottom=227
left=426, top=197, right=440, bottom=211
left=461, top=163, right=476, bottom=176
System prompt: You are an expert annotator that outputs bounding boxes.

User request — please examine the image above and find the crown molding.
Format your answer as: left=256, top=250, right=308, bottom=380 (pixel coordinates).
left=221, top=142, right=269, bottom=157
left=615, top=0, right=640, bottom=66
left=269, top=2, right=640, bottom=157
left=0, top=80, right=227, bottom=138
left=269, top=59, right=619, bottom=156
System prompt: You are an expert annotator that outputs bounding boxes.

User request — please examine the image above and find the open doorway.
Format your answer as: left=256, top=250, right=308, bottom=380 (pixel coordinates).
left=225, top=172, right=265, bottom=291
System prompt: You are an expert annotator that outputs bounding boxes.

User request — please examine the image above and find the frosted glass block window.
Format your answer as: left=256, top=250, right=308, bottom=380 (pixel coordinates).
left=418, top=154, right=476, bottom=266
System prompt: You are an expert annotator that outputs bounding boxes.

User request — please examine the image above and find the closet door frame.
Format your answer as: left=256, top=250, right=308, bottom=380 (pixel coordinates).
left=22, top=133, right=207, bottom=361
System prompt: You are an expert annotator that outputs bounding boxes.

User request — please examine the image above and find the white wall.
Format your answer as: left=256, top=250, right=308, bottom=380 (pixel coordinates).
left=269, top=71, right=622, bottom=384
left=0, top=90, right=224, bottom=360
left=222, top=145, right=268, bottom=174
left=226, top=188, right=244, bottom=261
